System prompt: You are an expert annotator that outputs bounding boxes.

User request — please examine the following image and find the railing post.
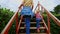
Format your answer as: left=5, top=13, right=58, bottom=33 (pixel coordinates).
left=47, top=14, right=50, bottom=34
left=4, top=31, right=8, bottom=34
left=15, top=12, right=19, bottom=34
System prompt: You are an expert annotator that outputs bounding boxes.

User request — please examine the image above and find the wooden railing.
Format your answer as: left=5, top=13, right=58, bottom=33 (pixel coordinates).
left=41, top=14, right=50, bottom=34
left=45, top=9, right=60, bottom=26
left=34, top=1, right=50, bottom=34
left=1, top=10, right=19, bottom=34
left=41, top=3, right=60, bottom=26
left=39, top=2, right=60, bottom=34
left=17, top=15, right=23, bottom=34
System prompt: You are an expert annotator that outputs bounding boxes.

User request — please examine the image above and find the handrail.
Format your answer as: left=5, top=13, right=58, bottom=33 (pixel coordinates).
left=41, top=14, right=49, bottom=34
left=38, top=2, right=60, bottom=34
left=45, top=10, right=60, bottom=26
left=34, top=3, right=38, bottom=13
left=1, top=11, right=19, bottom=34
left=39, top=3, right=60, bottom=26
left=17, top=15, right=23, bottom=34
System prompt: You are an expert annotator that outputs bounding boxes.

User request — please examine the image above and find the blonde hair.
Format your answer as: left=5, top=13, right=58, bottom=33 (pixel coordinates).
left=23, top=0, right=33, bottom=6
left=35, top=10, right=40, bottom=14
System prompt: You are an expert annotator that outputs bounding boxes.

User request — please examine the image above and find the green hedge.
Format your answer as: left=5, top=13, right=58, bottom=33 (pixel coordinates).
left=43, top=14, right=60, bottom=34
left=50, top=15, right=60, bottom=34
left=0, top=8, right=14, bottom=33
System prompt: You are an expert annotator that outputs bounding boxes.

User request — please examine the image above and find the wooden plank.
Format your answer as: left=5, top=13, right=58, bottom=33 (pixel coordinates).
left=19, top=33, right=51, bottom=34
left=20, top=27, right=46, bottom=29
left=21, top=22, right=43, bottom=24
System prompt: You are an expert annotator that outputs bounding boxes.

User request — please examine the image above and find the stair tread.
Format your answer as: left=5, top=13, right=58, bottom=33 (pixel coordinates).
left=21, top=22, right=43, bottom=24
left=19, top=33, right=50, bottom=34
left=20, top=27, right=46, bottom=29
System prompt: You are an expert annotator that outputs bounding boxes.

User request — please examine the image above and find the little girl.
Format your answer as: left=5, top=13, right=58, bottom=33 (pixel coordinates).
left=35, top=10, right=42, bottom=33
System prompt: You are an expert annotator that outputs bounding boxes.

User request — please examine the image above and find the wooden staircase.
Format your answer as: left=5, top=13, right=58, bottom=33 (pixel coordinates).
left=19, top=18, right=49, bottom=34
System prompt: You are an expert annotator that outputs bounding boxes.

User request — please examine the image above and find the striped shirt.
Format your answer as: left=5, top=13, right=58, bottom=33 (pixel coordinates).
left=23, top=0, right=33, bottom=6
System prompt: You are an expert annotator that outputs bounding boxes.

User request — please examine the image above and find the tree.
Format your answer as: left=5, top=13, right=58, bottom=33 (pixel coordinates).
left=54, top=5, right=60, bottom=14
left=0, top=8, right=14, bottom=33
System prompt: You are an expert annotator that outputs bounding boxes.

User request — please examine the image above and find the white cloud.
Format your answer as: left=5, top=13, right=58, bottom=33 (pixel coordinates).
left=38, top=0, right=60, bottom=11
left=0, top=0, right=60, bottom=12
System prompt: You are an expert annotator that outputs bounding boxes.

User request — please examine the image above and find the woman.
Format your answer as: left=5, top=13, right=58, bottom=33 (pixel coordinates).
left=18, top=0, right=34, bottom=34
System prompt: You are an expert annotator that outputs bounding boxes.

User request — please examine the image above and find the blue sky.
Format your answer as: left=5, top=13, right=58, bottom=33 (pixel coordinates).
left=0, top=0, right=60, bottom=12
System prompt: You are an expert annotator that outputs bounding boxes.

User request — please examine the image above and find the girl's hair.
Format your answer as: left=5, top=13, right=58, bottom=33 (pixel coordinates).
left=36, top=10, right=40, bottom=13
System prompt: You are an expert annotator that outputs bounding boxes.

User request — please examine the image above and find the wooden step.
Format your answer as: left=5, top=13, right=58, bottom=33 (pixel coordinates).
left=21, top=22, right=43, bottom=24
left=19, top=33, right=49, bottom=34
left=20, top=22, right=44, bottom=27
left=20, top=27, right=46, bottom=29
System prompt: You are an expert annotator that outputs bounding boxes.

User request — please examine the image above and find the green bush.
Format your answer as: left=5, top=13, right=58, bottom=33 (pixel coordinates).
left=50, top=15, right=60, bottom=34
left=0, top=8, right=14, bottom=33
left=43, top=14, right=60, bottom=34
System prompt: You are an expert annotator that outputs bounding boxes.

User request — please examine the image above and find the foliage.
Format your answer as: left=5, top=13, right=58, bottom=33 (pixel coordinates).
left=54, top=5, right=60, bottom=14
left=50, top=18, right=60, bottom=34
left=43, top=13, right=60, bottom=34
left=0, top=8, right=14, bottom=33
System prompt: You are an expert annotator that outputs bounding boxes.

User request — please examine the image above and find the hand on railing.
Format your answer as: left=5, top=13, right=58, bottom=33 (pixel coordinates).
left=34, top=1, right=40, bottom=13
